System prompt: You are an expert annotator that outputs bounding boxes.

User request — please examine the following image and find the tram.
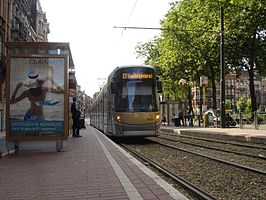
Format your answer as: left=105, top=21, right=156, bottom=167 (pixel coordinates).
left=90, top=65, right=162, bottom=137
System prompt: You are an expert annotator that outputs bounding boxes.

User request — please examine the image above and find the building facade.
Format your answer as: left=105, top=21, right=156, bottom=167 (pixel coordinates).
left=0, top=0, right=50, bottom=131
left=9, top=0, right=49, bottom=42
left=161, top=71, right=266, bottom=125
left=193, top=71, right=266, bottom=112
left=0, top=0, right=10, bottom=130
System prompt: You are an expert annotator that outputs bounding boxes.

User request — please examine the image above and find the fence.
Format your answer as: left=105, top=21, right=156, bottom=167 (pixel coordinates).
left=204, top=110, right=266, bottom=130
left=239, top=111, right=266, bottom=130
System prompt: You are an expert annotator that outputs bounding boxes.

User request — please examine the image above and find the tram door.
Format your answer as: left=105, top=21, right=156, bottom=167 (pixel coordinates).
left=107, top=88, right=113, bottom=134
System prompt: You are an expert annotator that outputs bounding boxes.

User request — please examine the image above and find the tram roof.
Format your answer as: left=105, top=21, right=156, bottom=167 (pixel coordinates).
left=111, top=65, right=155, bottom=74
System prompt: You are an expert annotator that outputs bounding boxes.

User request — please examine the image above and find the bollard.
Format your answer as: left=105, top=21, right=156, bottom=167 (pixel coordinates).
left=198, top=115, right=201, bottom=127
left=240, top=111, right=243, bottom=129
left=254, top=111, right=258, bottom=130
left=203, top=113, right=206, bottom=128
left=0, top=149, right=2, bottom=159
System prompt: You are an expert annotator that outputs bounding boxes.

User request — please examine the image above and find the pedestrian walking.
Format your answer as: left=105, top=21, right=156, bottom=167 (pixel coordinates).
left=71, top=97, right=82, bottom=137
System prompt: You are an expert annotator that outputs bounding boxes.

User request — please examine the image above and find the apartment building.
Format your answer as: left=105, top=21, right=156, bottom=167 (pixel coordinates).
left=0, top=0, right=10, bottom=130
left=195, top=71, right=266, bottom=111
left=0, top=0, right=50, bottom=130
left=10, top=0, right=49, bottom=42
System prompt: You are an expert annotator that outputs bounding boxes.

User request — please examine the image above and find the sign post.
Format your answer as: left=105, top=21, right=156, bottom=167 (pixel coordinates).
left=200, top=76, right=208, bottom=111
left=200, top=76, right=208, bottom=128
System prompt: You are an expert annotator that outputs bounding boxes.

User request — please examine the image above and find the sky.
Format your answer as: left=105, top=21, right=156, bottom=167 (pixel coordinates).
left=41, top=0, right=171, bottom=97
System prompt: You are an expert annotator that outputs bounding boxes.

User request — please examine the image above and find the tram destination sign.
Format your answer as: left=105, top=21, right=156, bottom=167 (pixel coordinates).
left=122, top=73, right=153, bottom=79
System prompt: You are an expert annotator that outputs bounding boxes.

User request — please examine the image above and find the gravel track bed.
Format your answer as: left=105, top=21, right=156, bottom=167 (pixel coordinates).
left=123, top=140, right=266, bottom=200
left=161, top=132, right=266, bottom=157
left=154, top=136, right=266, bottom=171
left=133, top=155, right=201, bottom=200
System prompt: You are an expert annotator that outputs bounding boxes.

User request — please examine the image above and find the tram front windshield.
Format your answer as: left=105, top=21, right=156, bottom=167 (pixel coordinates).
left=116, top=80, right=159, bottom=112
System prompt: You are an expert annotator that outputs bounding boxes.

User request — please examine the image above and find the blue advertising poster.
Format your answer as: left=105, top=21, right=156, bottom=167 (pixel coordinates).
left=9, top=57, right=65, bottom=136
left=10, top=120, right=64, bottom=133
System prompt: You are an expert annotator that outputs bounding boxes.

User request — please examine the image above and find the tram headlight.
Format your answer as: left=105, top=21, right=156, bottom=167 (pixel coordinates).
left=155, top=114, right=160, bottom=122
left=116, top=115, right=121, bottom=122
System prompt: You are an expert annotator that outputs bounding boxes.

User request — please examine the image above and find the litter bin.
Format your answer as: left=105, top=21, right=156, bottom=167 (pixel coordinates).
left=204, top=110, right=217, bottom=127
left=205, top=112, right=214, bottom=127
left=173, top=117, right=180, bottom=127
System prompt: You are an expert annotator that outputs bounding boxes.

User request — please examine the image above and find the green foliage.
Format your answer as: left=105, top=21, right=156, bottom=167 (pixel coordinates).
left=225, top=99, right=232, bottom=110
left=236, top=97, right=252, bottom=113
left=135, top=0, right=266, bottom=109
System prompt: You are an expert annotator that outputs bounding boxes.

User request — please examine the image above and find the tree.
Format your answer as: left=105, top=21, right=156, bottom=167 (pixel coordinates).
left=158, top=0, right=222, bottom=108
left=225, top=99, right=232, bottom=111
left=237, top=97, right=252, bottom=114
left=135, top=0, right=266, bottom=112
left=225, top=0, right=266, bottom=111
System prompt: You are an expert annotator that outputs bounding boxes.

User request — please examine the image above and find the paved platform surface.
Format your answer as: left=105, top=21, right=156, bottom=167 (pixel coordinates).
left=1, top=125, right=266, bottom=156
left=0, top=126, right=187, bottom=200
left=161, top=125, right=266, bottom=144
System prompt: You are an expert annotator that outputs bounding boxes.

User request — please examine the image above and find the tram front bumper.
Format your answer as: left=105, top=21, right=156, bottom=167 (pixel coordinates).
left=115, top=122, right=161, bottom=137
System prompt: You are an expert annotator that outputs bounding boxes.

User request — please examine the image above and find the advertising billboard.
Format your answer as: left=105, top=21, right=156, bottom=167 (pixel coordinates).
left=7, top=56, right=68, bottom=140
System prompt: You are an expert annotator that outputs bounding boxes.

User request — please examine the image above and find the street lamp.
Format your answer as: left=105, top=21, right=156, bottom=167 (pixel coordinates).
left=179, top=78, right=186, bottom=86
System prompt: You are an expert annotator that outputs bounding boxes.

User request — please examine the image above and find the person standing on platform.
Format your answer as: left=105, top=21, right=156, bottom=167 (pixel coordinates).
left=161, top=115, right=166, bottom=125
left=179, top=111, right=184, bottom=126
left=71, top=97, right=82, bottom=137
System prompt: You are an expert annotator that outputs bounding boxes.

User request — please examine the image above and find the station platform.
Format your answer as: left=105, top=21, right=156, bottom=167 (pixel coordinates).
left=161, top=125, right=266, bottom=144
left=0, top=126, right=187, bottom=200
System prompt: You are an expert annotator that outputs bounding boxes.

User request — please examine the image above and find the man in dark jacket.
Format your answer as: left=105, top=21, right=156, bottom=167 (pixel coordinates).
left=71, top=97, right=82, bottom=137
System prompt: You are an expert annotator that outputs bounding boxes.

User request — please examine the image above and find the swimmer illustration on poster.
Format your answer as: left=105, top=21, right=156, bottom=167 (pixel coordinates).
left=9, top=57, right=65, bottom=135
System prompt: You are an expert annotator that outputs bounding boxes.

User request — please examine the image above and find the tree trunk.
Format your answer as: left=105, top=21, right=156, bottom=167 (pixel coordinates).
left=248, top=66, right=257, bottom=112
left=187, top=85, right=193, bottom=126
left=248, top=32, right=257, bottom=112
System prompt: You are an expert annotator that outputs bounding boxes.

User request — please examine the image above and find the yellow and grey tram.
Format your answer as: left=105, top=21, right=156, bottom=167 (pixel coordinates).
left=90, top=65, right=162, bottom=137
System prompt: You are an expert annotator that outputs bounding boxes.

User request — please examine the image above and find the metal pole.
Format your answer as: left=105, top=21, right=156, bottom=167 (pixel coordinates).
left=203, top=86, right=206, bottom=111
left=167, top=94, right=170, bottom=125
left=188, top=85, right=193, bottom=127
left=203, top=86, right=206, bottom=127
left=220, top=7, right=226, bottom=128
left=199, top=86, right=203, bottom=127
left=254, top=111, right=258, bottom=130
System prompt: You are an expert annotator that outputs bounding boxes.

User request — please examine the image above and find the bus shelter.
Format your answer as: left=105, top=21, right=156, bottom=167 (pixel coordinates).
left=5, top=42, right=74, bottom=152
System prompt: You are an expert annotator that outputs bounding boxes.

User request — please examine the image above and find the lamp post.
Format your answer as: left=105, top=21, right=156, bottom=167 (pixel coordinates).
left=200, top=76, right=208, bottom=127
left=179, top=79, right=186, bottom=126
left=220, top=7, right=226, bottom=128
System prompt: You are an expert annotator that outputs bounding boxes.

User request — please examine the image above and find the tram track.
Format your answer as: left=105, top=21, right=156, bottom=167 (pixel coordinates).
left=157, top=133, right=266, bottom=172
left=161, top=131, right=266, bottom=150
left=148, top=137, right=266, bottom=175
left=159, top=133, right=266, bottom=160
left=120, top=144, right=217, bottom=200
left=118, top=137, right=266, bottom=200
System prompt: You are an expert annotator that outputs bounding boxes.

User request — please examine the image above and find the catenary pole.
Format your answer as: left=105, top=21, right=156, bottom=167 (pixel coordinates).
left=220, top=7, right=225, bottom=128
